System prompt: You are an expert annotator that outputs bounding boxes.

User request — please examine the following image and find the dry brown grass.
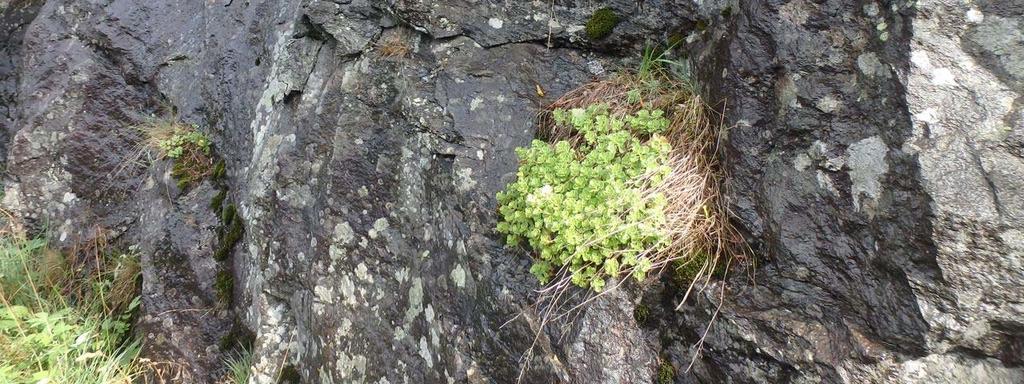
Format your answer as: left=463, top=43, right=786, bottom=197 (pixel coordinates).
left=376, top=33, right=411, bottom=60
left=138, top=360, right=194, bottom=384
left=114, top=113, right=215, bottom=191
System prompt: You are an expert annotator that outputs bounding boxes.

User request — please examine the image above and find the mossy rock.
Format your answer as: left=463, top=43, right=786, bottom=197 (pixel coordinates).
left=214, top=217, right=244, bottom=262
left=657, top=360, right=675, bottom=384
left=214, top=269, right=234, bottom=304
left=210, top=189, right=227, bottom=213
left=211, top=159, right=226, bottom=180
left=586, top=8, right=620, bottom=40
left=672, top=252, right=727, bottom=286
left=633, top=304, right=651, bottom=324
left=278, top=365, right=302, bottom=384
left=218, top=320, right=256, bottom=351
left=220, top=203, right=237, bottom=225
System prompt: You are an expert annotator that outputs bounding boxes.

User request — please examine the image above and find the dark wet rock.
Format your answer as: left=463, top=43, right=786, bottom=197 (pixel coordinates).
left=391, top=0, right=697, bottom=50
left=2, top=0, right=1023, bottom=383
left=0, top=0, right=44, bottom=163
left=662, top=0, right=1024, bottom=382
left=134, top=166, right=236, bottom=383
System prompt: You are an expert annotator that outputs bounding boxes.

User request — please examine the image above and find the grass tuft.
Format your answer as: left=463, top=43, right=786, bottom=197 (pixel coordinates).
left=136, top=115, right=215, bottom=190
left=376, top=32, right=411, bottom=60
left=222, top=347, right=252, bottom=384
left=0, top=231, right=143, bottom=383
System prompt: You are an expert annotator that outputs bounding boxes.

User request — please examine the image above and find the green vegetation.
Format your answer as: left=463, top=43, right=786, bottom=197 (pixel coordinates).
left=139, top=117, right=215, bottom=190
left=212, top=191, right=242, bottom=305
left=0, top=236, right=142, bottom=383
left=214, top=270, right=234, bottom=306
left=633, top=303, right=650, bottom=324
left=657, top=359, right=675, bottom=384
left=496, top=106, right=673, bottom=291
left=223, top=347, right=252, bottom=384
left=585, top=8, right=620, bottom=40
left=214, top=203, right=244, bottom=263
left=211, top=189, right=227, bottom=213
left=212, top=159, right=227, bottom=181
left=157, top=129, right=211, bottom=159
left=499, top=47, right=742, bottom=301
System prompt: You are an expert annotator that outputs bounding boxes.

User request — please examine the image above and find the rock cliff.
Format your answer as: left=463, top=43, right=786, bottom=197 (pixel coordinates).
left=1, top=0, right=1021, bottom=382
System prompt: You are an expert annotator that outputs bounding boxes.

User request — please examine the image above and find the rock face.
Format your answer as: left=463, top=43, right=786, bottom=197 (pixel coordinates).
left=665, top=0, right=1024, bottom=383
left=1, top=0, right=1021, bottom=383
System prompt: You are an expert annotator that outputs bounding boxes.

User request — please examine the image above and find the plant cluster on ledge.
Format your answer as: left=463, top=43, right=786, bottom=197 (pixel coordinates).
left=496, top=48, right=743, bottom=298
left=497, top=105, right=672, bottom=292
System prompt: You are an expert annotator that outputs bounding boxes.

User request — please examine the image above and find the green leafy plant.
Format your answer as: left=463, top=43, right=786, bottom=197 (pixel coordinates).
left=506, top=48, right=744, bottom=383
left=138, top=117, right=215, bottom=189
left=157, top=128, right=211, bottom=159
left=496, top=105, right=673, bottom=291
left=214, top=270, right=234, bottom=304
left=0, top=235, right=143, bottom=383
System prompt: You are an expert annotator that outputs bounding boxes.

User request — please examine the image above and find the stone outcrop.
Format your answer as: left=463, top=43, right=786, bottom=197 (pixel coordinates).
left=0, top=0, right=1021, bottom=383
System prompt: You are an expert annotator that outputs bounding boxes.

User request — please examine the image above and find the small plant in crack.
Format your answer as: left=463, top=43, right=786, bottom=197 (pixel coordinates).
left=214, top=269, right=234, bottom=305
left=376, top=32, right=411, bottom=60
left=138, top=115, right=215, bottom=189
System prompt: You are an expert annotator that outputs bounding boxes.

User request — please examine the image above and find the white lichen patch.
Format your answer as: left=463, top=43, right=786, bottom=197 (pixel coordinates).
left=847, top=136, right=889, bottom=211
left=455, top=167, right=477, bottom=192
left=469, top=97, right=484, bottom=111
left=793, top=153, right=813, bottom=171
left=404, top=278, right=424, bottom=323
left=419, top=336, right=434, bottom=368
left=334, top=222, right=355, bottom=245
left=314, top=283, right=335, bottom=304
left=815, top=95, right=840, bottom=113
left=450, top=264, right=467, bottom=288
left=368, top=217, right=389, bottom=239
left=857, top=52, right=890, bottom=78
left=424, top=304, right=435, bottom=324
left=339, top=275, right=357, bottom=307
left=487, top=17, right=504, bottom=29
left=355, top=262, right=373, bottom=282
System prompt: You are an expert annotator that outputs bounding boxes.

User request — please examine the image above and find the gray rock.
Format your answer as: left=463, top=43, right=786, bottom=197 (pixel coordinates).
left=1, top=0, right=1022, bottom=383
left=134, top=169, right=236, bottom=383
left=666, top=0, right=1024, bottom=382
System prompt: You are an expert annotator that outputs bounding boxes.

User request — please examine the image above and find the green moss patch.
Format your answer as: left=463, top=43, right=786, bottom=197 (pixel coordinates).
left=633, top=304, right=651, bottom=324
left=214, top=269, right=234, bottom=304
left=657, top=360, right=675, bottom=384
left=210, top=189, right=227, bottom=213
left=586, top=8, right=620, bottom=40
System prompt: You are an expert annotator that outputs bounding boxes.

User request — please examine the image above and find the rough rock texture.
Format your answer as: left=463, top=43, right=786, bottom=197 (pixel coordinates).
left=656, top=0, right=1024, bottom=383
left=0, top=0, right=44, bottom=162
left=134, top=166, right=238, bottom=383
left=1, top=0, right=1022, bottom=383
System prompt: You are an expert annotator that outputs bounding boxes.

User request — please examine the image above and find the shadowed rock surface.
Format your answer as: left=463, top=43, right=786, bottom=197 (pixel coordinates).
left=0, top=0, right=1021, bottom=383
